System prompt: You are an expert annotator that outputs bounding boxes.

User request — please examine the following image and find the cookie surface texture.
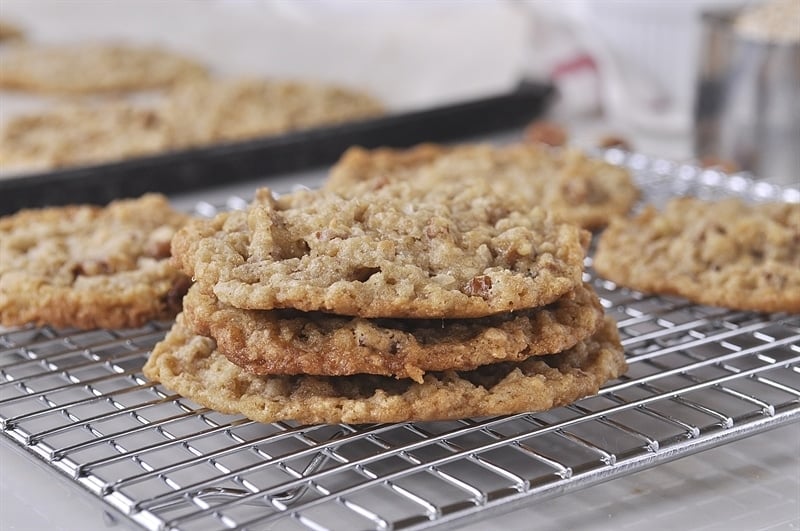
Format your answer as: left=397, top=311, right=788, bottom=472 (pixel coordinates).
left=165, top=78, right=384, bottom=147
left=0, top=194, right=191, bottom=329
left=0, top=103, right=173, bottom=173
left=171, top=186, right=589, bottom=318
left=0, top=43, right=207, bottom=93
left=181, top=282, right=605, bottom=382
left=594, top=197, right=800, bottom=313
left=143, top=314, right=627, bottom=425
left=324, top=143, right=639, bottom=230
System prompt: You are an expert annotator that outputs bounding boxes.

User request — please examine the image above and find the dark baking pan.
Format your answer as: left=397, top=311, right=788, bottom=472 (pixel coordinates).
left=0, top=80, right=554, bottom=214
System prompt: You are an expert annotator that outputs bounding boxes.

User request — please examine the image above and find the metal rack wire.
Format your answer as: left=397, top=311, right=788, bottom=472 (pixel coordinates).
left=1, top=151, right=798, bottom=531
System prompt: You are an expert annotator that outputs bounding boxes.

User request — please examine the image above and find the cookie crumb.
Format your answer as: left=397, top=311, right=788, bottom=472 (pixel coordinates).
left=598, top=134, right=632, bottom=151
left=524, top=120, right=568, bottom=147
left=699, top=155, right=739, bottom=174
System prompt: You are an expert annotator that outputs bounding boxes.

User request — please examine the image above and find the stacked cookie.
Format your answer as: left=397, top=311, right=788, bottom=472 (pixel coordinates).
left=145, top=183, right=627, bottom=424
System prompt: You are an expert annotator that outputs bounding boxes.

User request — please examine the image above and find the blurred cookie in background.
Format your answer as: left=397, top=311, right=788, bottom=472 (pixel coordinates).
left=0, top=102, right=173, bottom=173
left=0, top=43, right=207, bottom=94
left=165, top=78, right=385, bottom=147
left=0, top=20, right=24, bottom=43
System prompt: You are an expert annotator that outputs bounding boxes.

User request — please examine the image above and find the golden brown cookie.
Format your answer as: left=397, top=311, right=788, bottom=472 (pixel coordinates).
left=594, top=197, right=800, bottom=313
left=181, top=282, right=605, bottom=382
left=165, top=78, right=384, bottom=146
left=0, top=103, right=172, bottom=173
left=0, top=43, right=207, bottom=94
left=0, top=194, right=192, bottom=329
left=171, top=185, right=589, bottom=318
left=143, top=314, right=627, bottom=425
left=324, top=143, right=639, bottom=230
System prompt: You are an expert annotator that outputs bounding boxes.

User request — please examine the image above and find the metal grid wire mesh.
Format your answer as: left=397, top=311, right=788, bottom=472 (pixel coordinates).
left=1, top=150, right=798, bottom=531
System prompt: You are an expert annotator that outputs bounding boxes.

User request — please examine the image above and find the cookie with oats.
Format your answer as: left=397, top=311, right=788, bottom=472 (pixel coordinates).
left=0, top=43, right=207, bottom=94
left=181, top=282, right=605, bottom=382
left=144, top=314, right=626, bottom=425
left=0, top=194, right=192, bottom=329
left=594, top=197, right=800, bottom=313
left=165, top=78, right=384, bottom=147
left=324, top=142, right=638, bottom=230
left=171, top=185, right=589, bottom=318
left=0, top=103, right=172, bottom=173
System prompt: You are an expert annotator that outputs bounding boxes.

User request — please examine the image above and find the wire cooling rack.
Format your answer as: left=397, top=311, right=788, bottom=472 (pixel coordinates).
left=1, top=150, right=798, bottom=531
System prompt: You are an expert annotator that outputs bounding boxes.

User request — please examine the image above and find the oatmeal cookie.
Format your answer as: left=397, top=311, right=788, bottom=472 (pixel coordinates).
left=165, top=78, right=384, bottom=147
left=181, top=282, right=605, bottom=382
left=594, top=197, right=800, bottom=313
left=0, top=194, right=192, bottom=329
left=171, top=185, right=589, bottom=318
left=0, top=43, right=207, bottom=94
left=144, top=314, right=626, bottom=425
left=0, top=103, right=172, bottom=172
left=324, top=143, right=638, bottom=230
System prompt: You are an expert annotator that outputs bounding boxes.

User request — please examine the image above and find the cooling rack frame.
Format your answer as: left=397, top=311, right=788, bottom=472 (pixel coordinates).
left=1, top=149, right=798, bottom=531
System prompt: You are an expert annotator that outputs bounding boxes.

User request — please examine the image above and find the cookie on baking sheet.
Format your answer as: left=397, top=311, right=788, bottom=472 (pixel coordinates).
left=0, top=20, right=24, bottom=43
left=324, top=142, right=639, bottom=230
left=165, top=78, right=385, bottom=147
left=171, top=185, right=589, bottom=318
left=143, top=314, right=626, bottom=425
left=0, top=43, right=207, bottom=93
left=181, top=282, right=605, bottom=382
left=0, top=103, right=173, bottom=173
left=594, top=197, right=800, bottom=314
left=0, top=194, right=192, bottom=329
